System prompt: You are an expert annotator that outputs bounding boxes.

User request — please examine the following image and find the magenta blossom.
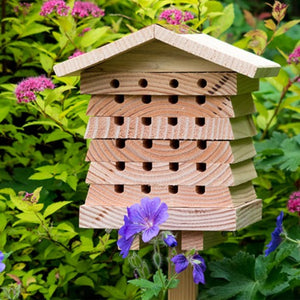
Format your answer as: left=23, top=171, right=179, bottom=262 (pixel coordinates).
left=15, top=75, right=55, bottom=103
left=40, top=0, right=70, bottom=16
left=72, top=1, right=105, bottom=18
left=288, top=191, right=300, bottom=215
left=68, top=50, right=85, bottom=59
left=79, top=27, right=91, bottom=36
left=159, top=8, right=194, bottom=25
left=288, top=46, right=300, bottom=65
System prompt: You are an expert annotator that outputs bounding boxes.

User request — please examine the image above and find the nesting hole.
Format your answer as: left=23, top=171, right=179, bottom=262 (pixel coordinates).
left=195, top=186, right=205, bottom=194
left=114, top=116, right=124, bottom=125
left=110, top=79, right=120, bottom=88
left=114, top=185, right=124, bottom=193
left=196, top=163, right=206, bottom=172
left=169, top=79, right=179, bottom=88
left=168, top=95, right=178, bottom=104
left=143, top=139, right=153, bottom=149
left=168, top=185, right=178, bottom=194
left=196, top=96, right=206, bottom=105
left=116, top=161, right=125, bottom=171
left=141, top=185, right=151, bottom=194
left=195, top=117, right=205, bottom=126
left=143, top=162, right=152, bottom=171
left=142, top=95, right=151, bottom=104
left=169, top=162, right=179, bottom=171
left=197, top=79, right=207, bottom=88
left=197, top=140, right=207, bottom=150
left=142, top=117, right=152, bottom=126
left=139, top=78, right=148, bottom=88
left=116, top=139, right=126, bottom=148
left=114, top=95, right=124, bottom=103
left=170, top=140, right=180, bottom=149
left=168, top=117, right=178, bottom=126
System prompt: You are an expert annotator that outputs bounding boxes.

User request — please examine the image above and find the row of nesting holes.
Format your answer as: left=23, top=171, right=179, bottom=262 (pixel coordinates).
left=110, top=78, right=207, bottom=89
left=116, top=139, right=207, bottom=150
left=114, top=95, right=206, bottom=105
left=114, top=185, right=205, bottom=195
left=114, top=117, right=205, bottom=126
left=115, top=162, right=206, bottom=172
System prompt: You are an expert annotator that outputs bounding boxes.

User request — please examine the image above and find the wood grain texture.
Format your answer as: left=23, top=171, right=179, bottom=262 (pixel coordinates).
left=84, top=182, right=257, bottom=208
left=79, top=199, right=262, bottom=231
left=86, top=94, right=255, bottom=118
left=80, top=72, right=259, bottom=95
left=84, top=115, right=256, bottom=140
left=86, top=138, right=256, bottom=163
left=85, top=160, right=257, bottom=186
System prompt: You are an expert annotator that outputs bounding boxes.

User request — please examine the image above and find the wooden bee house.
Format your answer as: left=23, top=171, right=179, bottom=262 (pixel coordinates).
left=54, top=24, right=280, bottom=250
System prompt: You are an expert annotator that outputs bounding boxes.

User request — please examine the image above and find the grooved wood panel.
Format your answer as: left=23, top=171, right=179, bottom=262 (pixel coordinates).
left=86, top=94, right=255, bottom=118
left=85, top=182, right=257, bottom=208
left=86, top=138, right=256, bottom=163
left=80, top=72, right=259, bottom=95
left=85, top=160, right=257, bottom=186
left=79, top=199, right=262, bottom=231
left=84, top=115, right=256, bottom=140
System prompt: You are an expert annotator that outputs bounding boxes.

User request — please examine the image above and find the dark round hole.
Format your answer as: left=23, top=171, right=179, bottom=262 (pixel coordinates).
left=114, top=95, right=124, bottom=103
left=196, top=163, right=206, bottom=172
left=168, top=185, right=178, bottom=194
left=196, top=96, right=206, bottom=104
left=169, top=79, right=179, bottom=88
left=195, top=186, right=205, bottom=194
left=142, top=117, right=152, bottom=126
left=141, top=185, right=151, bottom=194
left=195, top=118, right=205, bottom=126
left=114, top=185, right=124, bottom=193
left=197, top=140, right=207, bottom=150
left=143, top=139, right=152, bottom=149
left=197, top=79, right=207, bottom=88
left=168, top=117, right=178, bottom=126
left=114, top=116, right=124, bottom=125
left=138, top=78, right=148, bottom=88
left=110, top=79, right=120, bottom=88
left=169, top=162, right=179, bottom=171
left=116, top=161, right=125, bottom=171
left=143, top=162, right=152, bottom=171
left=168, top=95, right=178, bottom=104
left=142, top=95, right=151, bottom=104
left=170, top=140, right=180, bottom=149
left=116, top=139, right=126, bottom=148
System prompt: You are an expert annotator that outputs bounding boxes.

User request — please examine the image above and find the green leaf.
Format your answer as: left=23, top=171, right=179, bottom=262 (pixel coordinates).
left=211, top=3, right=234, bottom=37
left=74, top=276, right=94, bottom=288
left=44, top=201, right=71, bottom=218
left=100, top=285, right=127, bottom=299
left=40, top=53, right=53, bottom=73
left=79, top=27, right=109, bottom=48
left=19, top=22, right=51, bottom=38
left=274, top=20, right=300, bottom=37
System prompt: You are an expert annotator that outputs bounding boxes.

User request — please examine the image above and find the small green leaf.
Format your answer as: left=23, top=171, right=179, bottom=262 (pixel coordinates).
left=74, top=276, right=94, bottom=288
left=44, top=201, right=71, bottom=218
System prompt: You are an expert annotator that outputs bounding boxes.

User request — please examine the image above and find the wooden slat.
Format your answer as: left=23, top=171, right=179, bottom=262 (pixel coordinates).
left=84, top=182, right=257, bottom=208
left=86, top=138, right=256, bottom=163
left=85, top=160, right=257, bottom=186
left=86, top=94, right=255, bottom=118
left=80, top=72, right=259, bottom=95
left=79, top=199, right=262, bottom=231
left=84, top=115, right=256, bottom=140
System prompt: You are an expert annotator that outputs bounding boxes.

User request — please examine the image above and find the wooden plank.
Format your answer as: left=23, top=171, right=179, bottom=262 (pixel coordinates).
left=79, top=199, right=262, bottom=231
left=86, top=94, right=255, bottom=118
left=85, top=160, right=257, bottom=186
left=81, top=72, right=259, bottom=95
left=84, top=182, right=257, bottom=208
left=86, top=138, right=256, bottom=163
left=84, top=115, right=256, bottom=140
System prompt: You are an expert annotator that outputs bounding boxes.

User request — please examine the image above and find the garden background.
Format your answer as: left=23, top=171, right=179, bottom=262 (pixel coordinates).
left=0, top=0, right=299, bottom=299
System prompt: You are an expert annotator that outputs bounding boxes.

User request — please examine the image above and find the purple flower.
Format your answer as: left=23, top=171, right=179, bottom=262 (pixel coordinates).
left=265, top=211, right=284, bottom=256
left=40, top=0, right=70, bottom=16
left=171, top=253, right=206, bottom=284
left=288, top=191, right=300, bottom=215
left=117, top=197, right=168, bottom=258
left=15, top=75, right=55, bottom=103
left=163, top=233, right=177, bottom=247
left=0, top=251, right=5, bottom=272
left=68, top=50, right=85, bottom=59
left=72, top=1, right=105, bottom=18
left=159, top=8, right=194, bottom=25
left=288, top=46, right=300, bottom=65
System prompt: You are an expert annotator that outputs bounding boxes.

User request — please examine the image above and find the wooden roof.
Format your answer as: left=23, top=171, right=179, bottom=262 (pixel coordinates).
left=54, top=24, right=280, bottom=78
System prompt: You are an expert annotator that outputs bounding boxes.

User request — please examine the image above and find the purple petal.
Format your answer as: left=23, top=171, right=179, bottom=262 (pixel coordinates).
left=171, top=254, right=189, bottom=273
left=142, top=225, right=160, bottom=242
left=193, top=264, right=205, bottom=284
left=0, top=262, right=5, bottom=272
left=124, top=222, right=145, bottom=239
left=117, top=235, right=135, bottom=258
left=153, top=202, right=168, bottom=226
left=163, top=235, right=178, bottom=247
left=0, top=251, right=4, bottom=262
left=127, top=203, right=146, bottom=225
left=192, top=254, right=206, bottom=272
left=140, top=197, right=161, bottom=220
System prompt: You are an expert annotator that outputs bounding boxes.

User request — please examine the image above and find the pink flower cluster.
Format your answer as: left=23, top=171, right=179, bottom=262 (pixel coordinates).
left=72, top=1, right=105, bottom=18
left=288, top=46, right=300, bottom=65
left=14, top=2, right=32, bottom=16
left=40, top=0, right=70, bottom=16
left=159, top=8, right=194, bottom=25
left=287, top=191, right=300, bottom=215
left=15, top=75, right=55, bottom=103
left=68, top=50, right=85, bottom=59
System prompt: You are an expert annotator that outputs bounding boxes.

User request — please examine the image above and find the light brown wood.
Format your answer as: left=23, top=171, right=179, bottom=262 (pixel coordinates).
left=80, top=72, right=259, bottom=95
left=84, top=182, right=257, bottom=208
left=84, top=115, right=256, bottom=140
left=86, top=94, right=255, bottom=118
left=79, top=199, right=262, bottom=231
left=85, top=160, right=257, bottom=186
left=54, top=24, right=280, bottom=78
left=86, top=138, right=256, bottom=163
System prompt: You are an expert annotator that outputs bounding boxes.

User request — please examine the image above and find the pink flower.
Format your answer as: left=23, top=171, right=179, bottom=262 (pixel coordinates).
left=159, top=8, right=194, bottom=25
left=40, top=0, right=70, bottom=17
left=68, top=50, right=85, bottom=59
left=71, top=1, right=105, bottom=18
left=15, top=75, right=55, bottom=103
left=288, top=191, right=300, bottom=215
left=79, top=27, right=91, bottom=36
left=288, top=46, right=300, bottom=64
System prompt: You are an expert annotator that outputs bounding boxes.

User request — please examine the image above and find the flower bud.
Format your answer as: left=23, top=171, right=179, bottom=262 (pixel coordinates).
left=153, top=252, right=162, bottom=269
